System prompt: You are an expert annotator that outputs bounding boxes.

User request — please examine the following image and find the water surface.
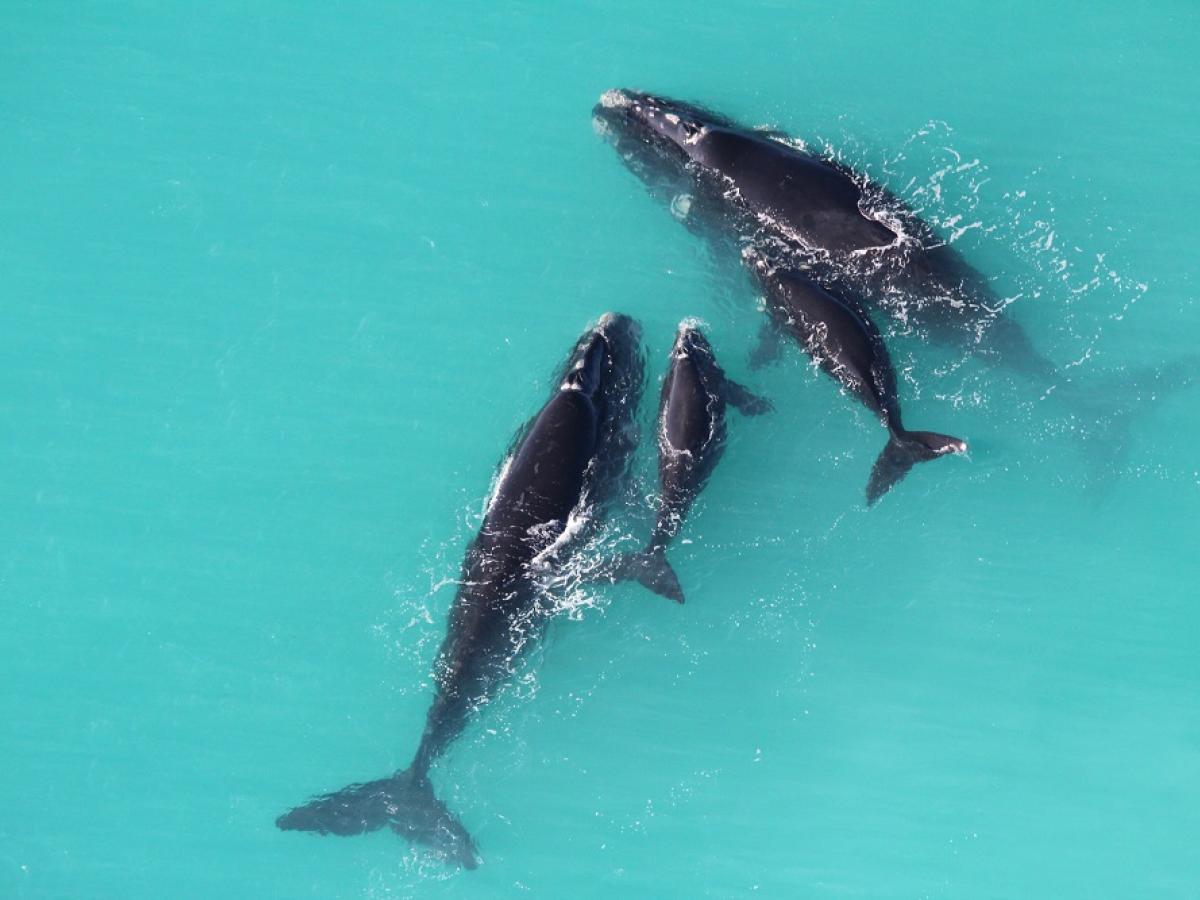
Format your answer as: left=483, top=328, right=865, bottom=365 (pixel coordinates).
left=3, top=2, right=1199, bottom=897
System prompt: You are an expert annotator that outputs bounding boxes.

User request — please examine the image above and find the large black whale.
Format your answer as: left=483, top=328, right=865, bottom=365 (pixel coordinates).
left=592, top=89, right=1055, bottom=380
left=744, top=248, right=966, bottom=503
left=616, top=324, right=770, bottom=602
left=277, top=314, right=644, bottom=867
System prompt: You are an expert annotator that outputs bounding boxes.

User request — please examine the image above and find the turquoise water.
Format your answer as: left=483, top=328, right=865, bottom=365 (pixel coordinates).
left=4, top=2, right=1200, bottom=897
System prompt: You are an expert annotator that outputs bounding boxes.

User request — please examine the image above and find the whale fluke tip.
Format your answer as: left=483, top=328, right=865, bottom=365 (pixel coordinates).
left=613, top=548, right=685, bottom=603
left=867, top=429, right=967, bottom=505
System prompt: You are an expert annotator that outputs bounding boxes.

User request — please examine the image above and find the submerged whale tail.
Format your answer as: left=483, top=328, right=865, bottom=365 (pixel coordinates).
left=276, top=768, right=479, bottom=869
left=867, top=430, right=968, bottom=505
left=1055, top=353, right=1200, bottom=494
left=614, top=547, right=685, bottom=603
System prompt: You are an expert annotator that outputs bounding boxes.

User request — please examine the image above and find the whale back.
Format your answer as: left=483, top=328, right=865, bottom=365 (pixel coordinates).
left=694, top=128, right=898, bottom=254
left=758, top=264, right=899, bottom=424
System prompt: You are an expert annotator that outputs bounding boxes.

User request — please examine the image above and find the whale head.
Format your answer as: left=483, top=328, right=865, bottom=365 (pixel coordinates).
left=556, top=313, right=644, bottom=506
left=593, top=89, right=733, bottom=189
left=561, top=313, right=643, bottom=398
left=562, top=331, right=608, bottom=395
left=672, top=321, right=715, bottom=362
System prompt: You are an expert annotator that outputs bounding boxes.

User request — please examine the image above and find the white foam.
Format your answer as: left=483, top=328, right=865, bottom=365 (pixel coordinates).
left=485, top=455, right=514, bottom=515
left=530, top=502, right=592, bottom=567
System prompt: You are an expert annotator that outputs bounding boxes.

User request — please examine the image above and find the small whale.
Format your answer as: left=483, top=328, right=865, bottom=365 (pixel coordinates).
left=276, top=314, right=645, bottom=868
left=744, top=247, right=966, bottom=504
left=615, top=323, right=770, bottom=602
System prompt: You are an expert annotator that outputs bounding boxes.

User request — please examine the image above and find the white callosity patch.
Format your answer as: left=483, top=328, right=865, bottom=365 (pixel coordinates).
left=598, top=89, right=630, bottom=110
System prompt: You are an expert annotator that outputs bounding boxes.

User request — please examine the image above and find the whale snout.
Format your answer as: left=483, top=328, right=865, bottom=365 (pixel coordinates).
left=598, top=311, right=642, bottom=348
left=594, top=88, right=697, bottom=147
left=592, top=89, right=641, bottom=140
left=598, top=88, right=633, bottom=110
left=562, top=314, right=643, bottom=396
left=673, top=320, right=714, bottom=360
left=593, top=89, right=723, bottom=197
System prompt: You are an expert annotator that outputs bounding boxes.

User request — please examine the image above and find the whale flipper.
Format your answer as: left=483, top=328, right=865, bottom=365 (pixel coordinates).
left=276, top=769, right=479, bottom=869
left=1059, top=353, right=1200, bottom=494
left=749, top=319, right=784, bottom=370
left=615, top=548, right=685, bottom=604
left=721, top=377, right=773, bottom=416
left=867, top=430, right=967, bottom=506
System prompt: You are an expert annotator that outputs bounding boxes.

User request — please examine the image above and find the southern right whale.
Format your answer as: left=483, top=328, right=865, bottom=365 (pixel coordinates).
left=616, top=323, right=770, bottom=602
left=593, top=90, right=1199, bottom=491
left=276, top=313, right=643, bottom=868
left=744, top=247, right=967, bottom=504
left=592, top=88, right=1055, bottom=381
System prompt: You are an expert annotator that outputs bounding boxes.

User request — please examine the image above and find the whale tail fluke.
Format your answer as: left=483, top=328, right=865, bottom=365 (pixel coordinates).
left=614, top=547, right=685, bottom=603
left=276, top=769, right=479, bottom=869
left=867, top=430, right=967, bottom=506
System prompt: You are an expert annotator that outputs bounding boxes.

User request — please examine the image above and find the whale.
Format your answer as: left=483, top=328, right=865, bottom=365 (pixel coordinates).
left=592, top=88, right=1056, bottom=381
left=615, top=324, right=770, bottom=602
left=744, top=247, right=966, bottom=503
left=593, top=90, right=1198, bottom=496
left=276, top=314, right=644, bottom=867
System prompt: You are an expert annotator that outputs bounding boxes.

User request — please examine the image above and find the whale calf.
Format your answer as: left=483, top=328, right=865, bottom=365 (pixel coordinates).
left=592, top=89, right=1055, bottom=381
left=744, top=248, right=966, bottom=503
left=616, top=324, right=770, bottom=602
left=276, top=314, right=644, bottom=867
